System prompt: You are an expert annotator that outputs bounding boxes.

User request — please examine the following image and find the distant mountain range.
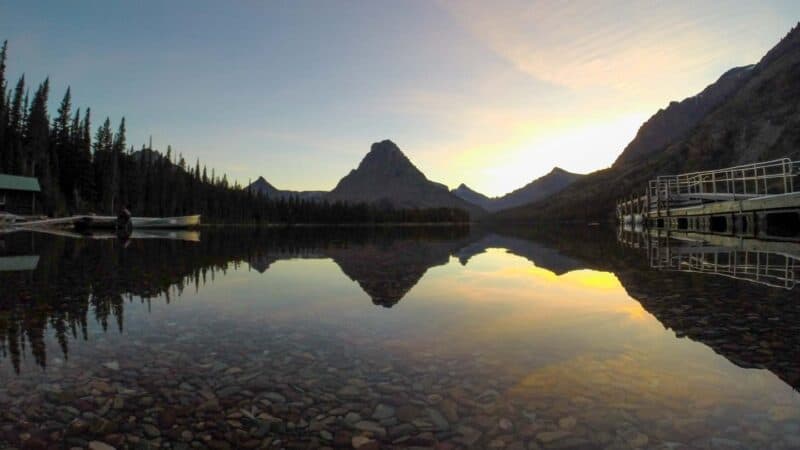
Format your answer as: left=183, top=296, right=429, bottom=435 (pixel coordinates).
left=452, top=167, right=583, bottom=212
left=247, top=177, right=324, bottom=201
left=494, top=22, right=800, bottom=223
left=249, top=140, right=486, bottom=217
left=248, top=140, right=581, bottom=217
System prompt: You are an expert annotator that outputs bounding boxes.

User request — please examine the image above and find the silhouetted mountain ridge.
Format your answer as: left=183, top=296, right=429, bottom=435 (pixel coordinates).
left=247, top=176, right=325, bottom=200
left=613, top=65, right=754, bottom=167
left=327, top=140, right=485, bottom=216
left=453, top=167, right=583, bottom=212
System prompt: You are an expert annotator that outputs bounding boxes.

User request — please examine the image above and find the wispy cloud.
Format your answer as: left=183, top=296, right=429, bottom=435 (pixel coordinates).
left=439, top=0, right=785, bottom=99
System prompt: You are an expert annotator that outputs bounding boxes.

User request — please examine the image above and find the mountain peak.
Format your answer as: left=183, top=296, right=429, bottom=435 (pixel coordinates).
left=371, top=139, right=401, bottom=153
left=358, top=139, right=413, bottom=170
left=328, top=141, right=484, bottom=215
left=248, top=176, right=278, bottom=192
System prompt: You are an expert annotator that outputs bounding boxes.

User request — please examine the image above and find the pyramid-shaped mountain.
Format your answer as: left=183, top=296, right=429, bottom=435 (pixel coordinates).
left=327, top=140, right=484, bottom=216
left=248, top=176, right=282, bottom=197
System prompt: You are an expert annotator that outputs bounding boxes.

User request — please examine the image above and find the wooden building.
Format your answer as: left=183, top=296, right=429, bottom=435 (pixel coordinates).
left=0, top=174, right=41, bottom=215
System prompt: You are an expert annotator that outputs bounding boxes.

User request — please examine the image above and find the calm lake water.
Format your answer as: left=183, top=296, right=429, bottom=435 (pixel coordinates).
left=0, top=226, right=798, bottom=450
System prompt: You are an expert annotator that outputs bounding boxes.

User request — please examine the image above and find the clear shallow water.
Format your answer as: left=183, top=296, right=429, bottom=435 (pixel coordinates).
left=0, top=226, right=798, bottom=449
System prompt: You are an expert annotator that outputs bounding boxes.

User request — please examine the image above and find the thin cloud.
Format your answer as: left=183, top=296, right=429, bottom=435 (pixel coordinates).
left=439, top=0, right=784, bottom=98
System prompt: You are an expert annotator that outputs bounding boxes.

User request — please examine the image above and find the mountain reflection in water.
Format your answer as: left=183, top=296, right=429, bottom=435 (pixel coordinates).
left=0, top=226, right=799, bottom=449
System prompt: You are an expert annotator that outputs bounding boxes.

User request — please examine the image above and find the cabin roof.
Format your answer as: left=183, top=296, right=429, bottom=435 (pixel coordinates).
left=0, top=174, right=41, bottom=192
left=0, top=255, right=40, bottom=272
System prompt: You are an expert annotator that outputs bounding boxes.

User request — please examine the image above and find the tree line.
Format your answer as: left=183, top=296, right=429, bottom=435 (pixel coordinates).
left=0, top=41, right=469, bottom=224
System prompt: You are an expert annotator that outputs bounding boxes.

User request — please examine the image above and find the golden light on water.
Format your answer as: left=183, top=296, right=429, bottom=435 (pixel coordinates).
left=561, top=269, right=623, bottom=290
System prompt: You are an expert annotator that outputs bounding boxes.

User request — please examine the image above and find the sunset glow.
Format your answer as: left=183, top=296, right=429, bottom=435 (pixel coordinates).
left=1, top=1, right=797, bottom=196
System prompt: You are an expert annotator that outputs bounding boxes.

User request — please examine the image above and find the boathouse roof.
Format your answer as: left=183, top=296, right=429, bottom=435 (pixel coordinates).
left=0, top=174, right=41, bottom=192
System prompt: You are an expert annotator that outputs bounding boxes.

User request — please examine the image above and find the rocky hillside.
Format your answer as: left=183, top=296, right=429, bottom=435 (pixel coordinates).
left=327, top=140, right=484, bottom=216
left=613, top=65, right=754, bottom=167
left=493, top=23, right=800, bottom=223
left=671, top=23, right=800, bottom=169
left=454, top=168, right=583, bottom=212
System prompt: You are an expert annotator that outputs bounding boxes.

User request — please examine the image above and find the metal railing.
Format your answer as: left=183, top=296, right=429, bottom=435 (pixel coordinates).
left=647, top=159, right=800, bottom=211
left=650, top=243, right=798, bottom=290
left=617, top=228, right=800, bottom=289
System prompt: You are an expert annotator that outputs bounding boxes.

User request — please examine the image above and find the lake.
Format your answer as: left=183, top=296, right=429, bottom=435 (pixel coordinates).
left=0, top=226, right=798, bottom=450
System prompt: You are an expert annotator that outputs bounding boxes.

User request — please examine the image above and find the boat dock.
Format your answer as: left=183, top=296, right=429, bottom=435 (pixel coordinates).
left=616, top=159, right=800, bottom=240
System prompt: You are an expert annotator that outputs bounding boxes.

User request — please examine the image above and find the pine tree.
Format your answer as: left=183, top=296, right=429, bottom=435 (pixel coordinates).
left=6, top=75, right=25, bottom=173
left=0, top=40, right=7, bottom=171
left=93, top=117, right=113, bottom=210
left=67, top=107, right=81, bottom=207
left=76, top=107, right=93, bottom=206
left=70, top=108, right=80, bottom=148
left=24, top=79, right=59, bottom=212
left=110, top=117, right=125, bottom=210
left=113, top=117, right=126, bottom=154
left=52, top=87, right=74, bottom=206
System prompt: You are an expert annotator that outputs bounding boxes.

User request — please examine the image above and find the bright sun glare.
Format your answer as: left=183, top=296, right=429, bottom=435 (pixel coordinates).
left=477, top=113, right=647, bottom=196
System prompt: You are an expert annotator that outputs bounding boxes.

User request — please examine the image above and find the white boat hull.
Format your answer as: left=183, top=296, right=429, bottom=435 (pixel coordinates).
left=130, top=215, right=201, bottom=229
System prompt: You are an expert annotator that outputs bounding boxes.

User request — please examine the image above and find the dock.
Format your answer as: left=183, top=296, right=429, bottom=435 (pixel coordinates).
left=616, top=159, right=800, bottom=240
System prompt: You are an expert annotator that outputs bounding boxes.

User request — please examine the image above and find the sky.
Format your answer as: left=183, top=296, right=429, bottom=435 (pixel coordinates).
left=1, top=1, right=798, bottom=196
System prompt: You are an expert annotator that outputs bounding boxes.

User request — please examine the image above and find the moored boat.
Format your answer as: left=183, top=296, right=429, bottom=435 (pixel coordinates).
left=130, top=215, right=201, bottom=229
left=73, top=214, right=201, bottom=230
left=0, top=213, right=18, bottom=227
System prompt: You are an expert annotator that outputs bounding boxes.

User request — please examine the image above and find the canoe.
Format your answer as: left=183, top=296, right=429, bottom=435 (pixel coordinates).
left=11, top=226, right=201, bottom=242
left=0, top=213, right=18, bottom=227
left=73, top=214, right=201, bottom=230
left=130, top=215, right=201, bottom=229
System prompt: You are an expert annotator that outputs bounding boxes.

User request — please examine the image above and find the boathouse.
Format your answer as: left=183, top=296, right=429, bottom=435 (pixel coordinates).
left=0, top=174, right=41, bottom=215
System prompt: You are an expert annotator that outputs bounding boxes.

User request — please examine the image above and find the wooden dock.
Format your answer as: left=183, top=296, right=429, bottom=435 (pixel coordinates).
left=617, top=159, right=800, bottom=240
